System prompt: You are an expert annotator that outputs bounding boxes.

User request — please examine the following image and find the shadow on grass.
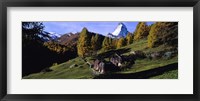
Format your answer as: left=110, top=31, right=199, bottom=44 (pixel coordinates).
left=96, top=48, right=131, bottom=59
left=93, top=62, right=178, bottom=79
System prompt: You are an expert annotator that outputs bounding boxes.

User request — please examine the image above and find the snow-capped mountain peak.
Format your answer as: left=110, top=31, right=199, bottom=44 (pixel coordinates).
left=48, top=32, right=61, bottom=38
left=39, top=31, right=61, bottom=41
left=108, top=23, right=129, bottom=38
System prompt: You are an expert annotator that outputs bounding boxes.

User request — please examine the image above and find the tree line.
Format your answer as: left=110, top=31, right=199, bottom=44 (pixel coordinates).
left=77, top=22, right=178, bottom=57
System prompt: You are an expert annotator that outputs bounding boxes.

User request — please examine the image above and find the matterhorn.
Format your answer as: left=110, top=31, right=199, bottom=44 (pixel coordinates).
left=108, top=22, right=129, bottom=38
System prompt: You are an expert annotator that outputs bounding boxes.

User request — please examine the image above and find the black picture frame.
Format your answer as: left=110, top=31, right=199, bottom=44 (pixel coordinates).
left=0, top=0, right=199, bottom=101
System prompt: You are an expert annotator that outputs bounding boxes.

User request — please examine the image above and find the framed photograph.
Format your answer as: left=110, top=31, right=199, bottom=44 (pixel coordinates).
left=1, top=0, right=199, bottom=101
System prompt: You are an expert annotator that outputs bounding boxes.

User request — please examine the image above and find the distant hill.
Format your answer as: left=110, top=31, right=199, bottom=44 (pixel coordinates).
left=56, top=31, right=107, bottom=47
left=57, top=33, right=80, bottom=46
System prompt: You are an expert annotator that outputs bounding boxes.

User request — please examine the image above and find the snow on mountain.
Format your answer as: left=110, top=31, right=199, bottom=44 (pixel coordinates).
left=48, top=32, right=61, bottom=39
left=38, top=31, right=61, bottom=41
left=108, top=23, right=129, bottom=38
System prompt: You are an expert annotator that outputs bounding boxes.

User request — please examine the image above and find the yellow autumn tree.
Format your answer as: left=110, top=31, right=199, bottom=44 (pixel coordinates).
left=77, top=27, right=91, bottom=57
left=134, top=22, right=150, bottom=40
left=126, top=32, right=133, bottom=45
left=147, top=22, right=178, bottom=48
left=102, top=37, right=113, bottom=51
left=94, top=34, right=101, bottom=50
left=116, top=38, right=126, bottom=49
left=91, top=35, right=96, bottom=51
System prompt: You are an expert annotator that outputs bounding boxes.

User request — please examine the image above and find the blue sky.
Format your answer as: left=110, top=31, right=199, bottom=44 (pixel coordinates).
left=43, top=22, right=154, bottom=36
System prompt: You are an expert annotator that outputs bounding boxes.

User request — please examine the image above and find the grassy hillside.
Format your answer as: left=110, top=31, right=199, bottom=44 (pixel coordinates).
left=23, top=39, right=178, bottom=79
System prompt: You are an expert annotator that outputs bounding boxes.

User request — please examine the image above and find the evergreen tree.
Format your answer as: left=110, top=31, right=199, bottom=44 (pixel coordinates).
left=22, top=22, right=44, bottom=45
left=77, top=27, right=91, bottom=57
left=133, top=22, right=150, bottom=40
